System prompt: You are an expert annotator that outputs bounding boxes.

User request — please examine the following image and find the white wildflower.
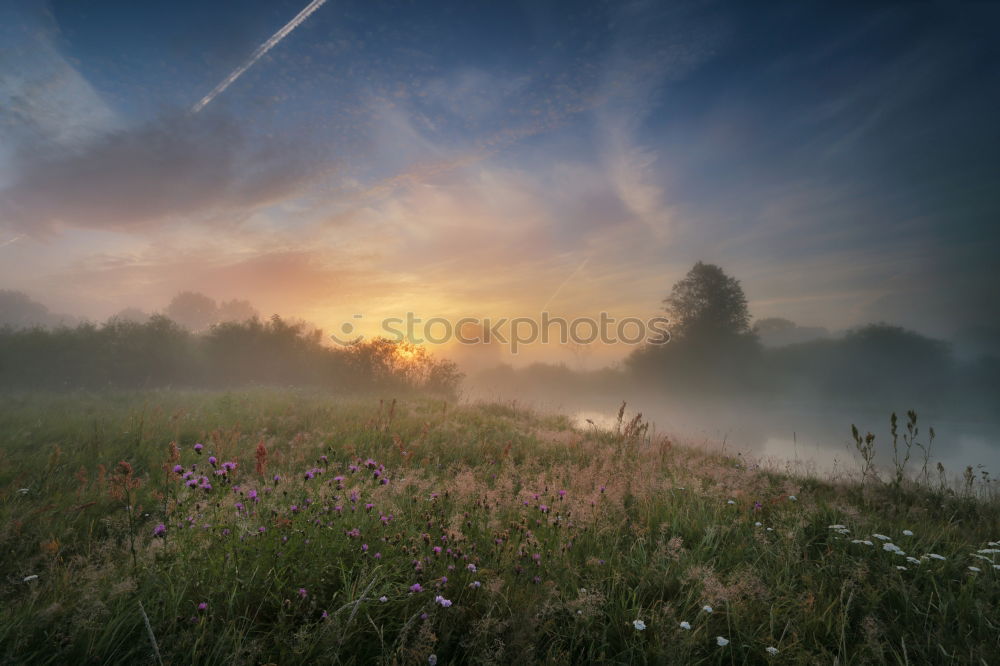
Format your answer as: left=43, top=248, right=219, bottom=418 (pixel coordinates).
left=852, top=539, right=874, bottom=546
left=902, top=529, right=913, bottom=536
left=927, top=553, right=947, bottom=561
left=788, top=495, right=797, bottom=501
left=679, top=621, right=692, bottom=630
left=716, top=636, right=730, bottom=646
left=702, top=605, right=713, bottom=613
left=766, top=646, right=779, bottom=655
left=969, top=566, right=982, bottom=572
left=379, top=596, right=388, bottom=602
left=906, top=556, right=921, bottom=565
left=977, top=548, right=1000, bottom=554
left=727, top=500, right=736, bottom=505
left=23, top=575, right=38, bottom=582
left=896, top=565, right=907, bottom=570
left=872, top=534, right=891, bottom=541
left=633, top=619, right=646, bottom=631
left=754, top=521, right=762, bottom=527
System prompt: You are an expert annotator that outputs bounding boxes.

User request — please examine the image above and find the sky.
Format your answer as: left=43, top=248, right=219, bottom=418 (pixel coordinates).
left=1, top=0, right=998, bottom=364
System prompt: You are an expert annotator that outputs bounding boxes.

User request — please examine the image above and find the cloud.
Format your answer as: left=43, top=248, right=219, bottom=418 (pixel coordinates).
left=0, top=111, right=315, bottom=235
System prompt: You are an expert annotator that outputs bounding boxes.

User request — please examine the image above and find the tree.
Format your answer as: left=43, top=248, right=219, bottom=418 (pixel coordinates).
left=165, top=291, right=217, bottom=332
left=217, top=298, right=258, bottom=324
left=664, top=261, right=752, bottom=343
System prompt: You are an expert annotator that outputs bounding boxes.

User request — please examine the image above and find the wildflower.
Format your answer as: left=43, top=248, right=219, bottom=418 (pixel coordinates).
left=153, top=523, right=166, bottom=537
left=467, top=563, right=477, bottom=572
left=194, top=443, right=203, bottom=453
left=410, top=583, right=423, bottom=593
left=428, top=656, right=438, bottom=666
left=882, top=543, right=904, bottom=554
left=298, top=588, right=308, bottom=599
left=208, top=456, right=218, bottom=466
left=787, top=495, right=797, bottom=501
left=17, top=488, right=30, bottom=495
left=851, top=539, right=874, bottom=546
left=927, top=553, right=947, bottom=560
left=726, top=500, right=736, bottom=505
left=197, top=602, right=208, bottom=611
left=470, top=581, right=481, bottom=588
left=539, top=504, right=549, bottom=513
left=872, top=534, right=891, bottom=541
left=754, top=501, right=763, bottom=511
left=754, top=521, right=762, bottom=527
left=379, top=596, right=388, bottom=603
left=968, top=566, right=982, bottom=572
left=23, top=575, right=39, bottom=583
left=902, top=529, right=914, bottom=536
left=321, top=610, right=329, bottom=619
left=766, top=646, right=779, bottom=655
left=896, top=566, right=907, bottom=571
left=702, top=605, right=713, bottom=613
left=248, top=489, right=258, bottom=502
left=558, top=489, right=567, bottom=498
left=679, top=621, right=691, bottom=630
left=716, top=636, right=730, bottom=647
left=172, top=465, right=183, bottom=474
left=978, top=548, right=1000, bottom=554
left=434, top=595, right=452, bottom=607
left=633, top=619, right=646, bottom=631
left=258, top=526, right=266, bottom=533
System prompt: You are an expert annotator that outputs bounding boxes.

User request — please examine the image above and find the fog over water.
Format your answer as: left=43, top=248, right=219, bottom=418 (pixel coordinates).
left=469, top=384, right=1000, bottom=482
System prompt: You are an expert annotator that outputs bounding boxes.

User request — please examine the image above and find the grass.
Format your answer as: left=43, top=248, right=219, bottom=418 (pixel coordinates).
left=1, top=388, right=998, bottom=664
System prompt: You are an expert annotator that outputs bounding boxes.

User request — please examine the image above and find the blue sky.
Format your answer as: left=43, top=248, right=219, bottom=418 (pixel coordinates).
left=1, top=0, right=997, bottom=357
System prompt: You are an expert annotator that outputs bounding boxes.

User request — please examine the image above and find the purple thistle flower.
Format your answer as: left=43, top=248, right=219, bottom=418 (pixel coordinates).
left=208, top=456, right=218, bottom=466
left=298, top=588, right=308, bottom=599
left=410, top=583, right=423, bottom=593
left=153, top=523, right=166, bottom=537
left=248, top=489, right=258, bottom=502
left=172, top=464, right=183, bottom=474
left=539, top=504, right=549, bottom=513
left=194, top=443, right=203, bottom=453
left=197, top=602, right=207, bottom=611
left=434, top=595, right=452, bottom=607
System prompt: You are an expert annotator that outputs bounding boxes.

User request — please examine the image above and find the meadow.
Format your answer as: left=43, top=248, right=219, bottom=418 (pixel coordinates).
left=1, top=389, right=998, bottom=664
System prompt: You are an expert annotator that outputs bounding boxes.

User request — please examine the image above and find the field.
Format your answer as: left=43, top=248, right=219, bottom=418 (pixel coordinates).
left=1, top=389, right=998, bottom=664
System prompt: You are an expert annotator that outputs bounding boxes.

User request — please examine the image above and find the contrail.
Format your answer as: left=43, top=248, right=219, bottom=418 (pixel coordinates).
left=540, top=256, right=590, bottom=313
left=0, top=234, right=24, bottom=249
left=192, top=0, right=328, bottom=113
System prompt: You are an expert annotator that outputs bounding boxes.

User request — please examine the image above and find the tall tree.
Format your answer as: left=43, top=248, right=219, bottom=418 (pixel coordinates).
left=165, top=291, right=217, bottom=332
left=664, top=261, right=752, bottom=343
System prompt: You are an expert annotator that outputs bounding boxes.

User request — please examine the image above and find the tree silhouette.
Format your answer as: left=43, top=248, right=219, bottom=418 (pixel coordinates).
left=217, top=298, right=258, bottom=324
left=664, top=261, right=752, bottom=343
left=165, top=291, right=217, bottom=331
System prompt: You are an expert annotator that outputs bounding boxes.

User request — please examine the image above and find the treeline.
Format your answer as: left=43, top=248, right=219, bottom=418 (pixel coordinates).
left=478, top=322, right=1000, bottom=410
left=0, top=315, right=462, bottom=395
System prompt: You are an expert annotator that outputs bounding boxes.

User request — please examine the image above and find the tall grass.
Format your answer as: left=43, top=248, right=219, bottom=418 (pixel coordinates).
left=1, top=389, right=998, bottom=664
